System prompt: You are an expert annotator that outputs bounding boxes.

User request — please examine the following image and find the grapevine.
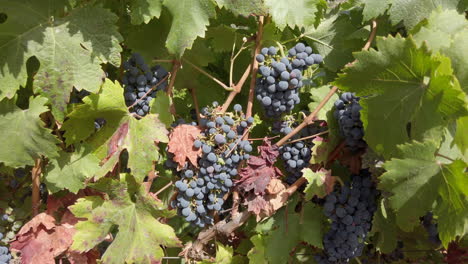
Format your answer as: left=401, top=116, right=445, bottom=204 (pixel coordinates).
left=0, top=1, right=466, bottom=264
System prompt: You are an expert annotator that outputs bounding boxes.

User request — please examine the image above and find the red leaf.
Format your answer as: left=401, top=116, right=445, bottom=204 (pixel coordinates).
left=246, top=195, right=267, bottom=215
left=167, top=124, right=202, bottom=168
left=11, top=213, right=75, bottom=264
left=236, top=139, right=282, bottom=195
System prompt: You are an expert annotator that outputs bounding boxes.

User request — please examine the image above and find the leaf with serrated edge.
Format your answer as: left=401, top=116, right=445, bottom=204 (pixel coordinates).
left=371, top=199, right=398, bottom=253
left=435, top=195, right=468, bottom=247
left=62, top=79, right=128, bottom=146
left=0, top=97, right=59, bottom=167
left=0, top=2, right=122, bottom=120
left=215, top=0, right=268, bottom=17
left=307, top=85, right=339, bottom=121
left=335, top=36, right=467, bottom=158
left=129, top=0, right=163, bottom=25
left=168, top=124, right=202, bottom=169
left=264, top=198, right=323, bottom=264
left=379, top=140, right=468, bottom=232
left=70, top=176, right=180, bottom=264
left=44, top=144, right=101, bottom=193
left=303, top=168, right=334, bottom=200
left=247, top=235, right=267, bottom=264
left=215, top=242, right=233, bottom=264
left=388, top=0, right=461, bottom=30
left=264, top=0, right=325, bottom=30
left=412, top=9, right=468, bottom=92
left=360, top=0, right=392, bottom=21
left=163, top=0, right=216, bottom=56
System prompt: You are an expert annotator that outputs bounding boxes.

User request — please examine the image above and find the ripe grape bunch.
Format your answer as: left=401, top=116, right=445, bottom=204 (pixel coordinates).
left=274, top=118, right=325, bottom=185
left=167, top=103, right=254, bottom=227
left=316, top=169, right=379, bottom=263
left=255, top=43, right=323, bottom=117
left=0, top=245, right=10, bottom=264
left=122, top=53, right=169, bottom=117
left=334, top=92, right=366, bottom=152
left=421, top=212, right=441, bottom=245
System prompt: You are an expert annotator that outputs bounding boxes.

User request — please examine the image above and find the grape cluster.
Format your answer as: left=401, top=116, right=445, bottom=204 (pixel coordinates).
left=0, top=245, right=10, bottom=264
left=275, top=120, right=325, bottom=185
left=122, top=53, right=169, bottom=117
left=334, top=92, right=366, bottom=151
left=255, top=43, right=323, bottom=117
left=167, top=103, right=253, bottom=227
left=421, top=212, right=441, bottom=245
left=316, top=169, right=379, bottom=263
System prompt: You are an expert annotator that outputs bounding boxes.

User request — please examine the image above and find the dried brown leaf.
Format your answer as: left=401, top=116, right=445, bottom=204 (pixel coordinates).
left=168, top=124, right=202, bottom=168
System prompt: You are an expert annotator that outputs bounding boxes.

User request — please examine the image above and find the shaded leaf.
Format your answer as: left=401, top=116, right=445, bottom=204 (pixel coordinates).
left=0, top=97, right=59, bottom=167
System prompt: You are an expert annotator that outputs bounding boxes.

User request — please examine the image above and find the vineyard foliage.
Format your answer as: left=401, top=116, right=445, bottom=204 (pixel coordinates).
left=0, top=0, right=467, bottom=263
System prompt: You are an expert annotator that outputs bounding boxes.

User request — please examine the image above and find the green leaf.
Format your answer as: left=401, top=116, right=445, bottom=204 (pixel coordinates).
left=0, top=97, right=59, bottom=167
left=454, top=116, right=468, bottom=159
left=43, top=144, right=101, bottom=193
left=335, top=35, right=467, bottom=158
left=0, top=2, right=123, bottom=120
left=304, top=11, right=367, bottom=72
left=247, top=235, right=267, bottom=264
left=150, top=90, right=174, bottom=127
left=163, top=0, right=216, bottom=57
left=264, top=202, right=323, bottom=264
left=205, top=25, right=243, bottom=53
left=122, top=12, right=171, bottom=62
left=129, top=0, right=163, bottom=25
left=70, top=175, right=180, bottom=264
left=264, top=0, right=326, bottom=30
left=379, top=140, right=468, bottom=232
left=435, top=196, right=468, bottom=247
left=215, top=242, right=233, bottom=264
left=359, top=0, right=392, bottom=21
left=371, top=199, right=398, bottom=253
left=412, top=9, right=468, bottom=92
left=307, top=85, right=339, bottom=121
left=303, top=168, right=329, bottom=200
left=61, top=79, right=128, bottom=146
left=388, top=0, right=461, bottom=29
left=215, top=0, right=268, bottom=17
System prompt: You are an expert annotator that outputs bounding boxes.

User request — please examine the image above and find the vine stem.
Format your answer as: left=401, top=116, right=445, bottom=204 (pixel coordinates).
left=167, top=60, right=181, bottom=115
left=276, top=86, right=338, bottom=147
left=183, top=59, right=231, bottom=91
left=436, top=153, right=455, bottom=162
left=220, top=64, right=251, bottom=113
left=32, top=158, right=42, bottom=216
left=285, top=130, right=329, bottom=145
left=155, top=181, right=173, bottom=197
left=189, top=86, right=202, bottom=124
left=363, top=20, right=378, bottom=51
left=245, top=16, right=264, bottom=119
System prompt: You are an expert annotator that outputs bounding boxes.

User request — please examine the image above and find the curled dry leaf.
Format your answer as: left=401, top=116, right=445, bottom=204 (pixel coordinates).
left=10, top=213, right=75, bottom=264
left=168, top=124, right=202, bottom=169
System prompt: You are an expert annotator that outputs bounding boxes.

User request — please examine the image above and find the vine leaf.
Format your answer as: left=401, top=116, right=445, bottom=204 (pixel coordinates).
left=70, top=176, right=180, bottom=264
left=264, top=200, right=323, bottom=264
left=129, top=0, right=163, bottom=25
left=388, top=0, right=462, bottom=30
left=247, top=235, right=268, bottom=264
left=412, top=9, right=468, bottom=92
left=99, top=115, right=169, bottom=181
left=370, top=199, right=398, bottom=253
left=61, top=79, right=128, bottom=146
left=0, top=2, right=123, bottom=120
left=435, top=195, right=468, bottom=248
left=335, top=35, right=467, bottom=158
left=360, top=0, right=391, bottom=21
left=43, top=144, right=101, bottom=193
left=307, top=85, right=339, bottom=121
left=214, top=0, right=268, bottom=17
left=303, top=168, right=335, bottom=200
left=310, top=137, right=328, bottom=164
left=163, top=0, right=216, bottom=57
left=379, top=140, right=468, bottom=240
left=10, top=212, right=94, bottom=264
left=304, top=11, right=367, bottom=72
left=454, top=116, right=468, bottom=159
left=167, top=124, right=202, bottom=169
left=264, top=0, right=326, bottom=30
left=0, top=97, right=59, bottom=167
left=215, top=242, right=233, bottom=264
left=150, top=90, right=174, bottom=127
